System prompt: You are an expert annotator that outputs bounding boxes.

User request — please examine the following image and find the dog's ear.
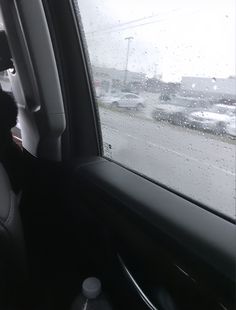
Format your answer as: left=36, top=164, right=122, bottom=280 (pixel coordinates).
left=0, top=30, right=13, bottom=71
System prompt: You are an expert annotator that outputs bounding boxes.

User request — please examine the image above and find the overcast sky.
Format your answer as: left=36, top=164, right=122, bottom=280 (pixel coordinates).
left=78, top=0, right=235, bottom=82
left=1, top=1, right=235, bottom=82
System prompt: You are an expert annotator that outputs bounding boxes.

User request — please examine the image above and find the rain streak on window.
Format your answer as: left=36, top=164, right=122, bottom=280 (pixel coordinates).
left=76, top=0, right=236, bottom=219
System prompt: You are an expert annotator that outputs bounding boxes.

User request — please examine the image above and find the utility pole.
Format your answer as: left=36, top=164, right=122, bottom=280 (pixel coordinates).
left=154, top=63, right=158, bottom=79
left=123, top=36, right=134, bottom=86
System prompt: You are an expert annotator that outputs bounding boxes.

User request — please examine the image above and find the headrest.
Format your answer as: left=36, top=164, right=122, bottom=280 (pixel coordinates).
left=0, top=30, right=13, bottom=71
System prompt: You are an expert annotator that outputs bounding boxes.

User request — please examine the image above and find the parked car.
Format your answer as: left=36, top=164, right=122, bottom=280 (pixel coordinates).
left=188, top=104, right=236, bottom=134
left=101, top=92, right=145, bottom=110
left=153, top=97, right=209, bottom=126
left=225, top=117, right=236, bottom=138
left=152, top=103, right=187, bottom=125
left=218, top=98, right=236, bottom=106
left=188, top=111, right=231, bottom=134
left=212, top=104, right=236, bottom=116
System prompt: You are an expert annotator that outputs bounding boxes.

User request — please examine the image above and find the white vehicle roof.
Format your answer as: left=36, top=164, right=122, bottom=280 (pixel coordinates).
left=215, top=104, right=236, bottom=110
left=191, top=111, right=231, bottom=121
left=121, top=92, right=140, bottom=96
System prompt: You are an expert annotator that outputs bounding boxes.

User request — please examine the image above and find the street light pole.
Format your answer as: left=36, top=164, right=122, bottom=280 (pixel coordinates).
left=123, top=36, right=134, bottom=86
left=154, top=63, right=158, bottom=78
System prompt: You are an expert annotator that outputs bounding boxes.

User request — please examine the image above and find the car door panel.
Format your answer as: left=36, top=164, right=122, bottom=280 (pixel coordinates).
left=119, top=96, right=128, bottom=107
left=70, top=157, right=235, bottom=310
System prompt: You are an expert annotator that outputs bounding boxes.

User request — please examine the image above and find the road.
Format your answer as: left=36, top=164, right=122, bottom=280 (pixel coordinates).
left=99, top=106, right=236, bottom=219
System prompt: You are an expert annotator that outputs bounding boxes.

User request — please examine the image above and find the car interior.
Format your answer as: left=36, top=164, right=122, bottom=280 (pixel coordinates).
left=0, top=0, right=235, bottom=309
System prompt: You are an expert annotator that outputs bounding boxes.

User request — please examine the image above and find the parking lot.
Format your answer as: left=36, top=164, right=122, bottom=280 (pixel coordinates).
left=100, top=91, right=236, bottom=138
left=1, top=74, right=235, bottom=219
left=99, top=94, right=236, bottom=219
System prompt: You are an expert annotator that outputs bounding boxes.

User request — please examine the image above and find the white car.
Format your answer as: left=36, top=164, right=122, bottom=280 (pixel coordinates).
left=153, top=104, right=186, bottom=124
left=225, top=117, right=236, bottom=138
left=188, top=111, right=231, bottom=133
left=101, top=93, right=145, bottom=110
left=188, top=103, right=236, bottom=134
left=213, top=104, right=236, bottom=116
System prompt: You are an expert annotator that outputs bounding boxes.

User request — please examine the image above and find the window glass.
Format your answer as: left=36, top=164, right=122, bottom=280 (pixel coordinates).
left=1, top=19, right=21, bottom=146
left=0, top=69, right=21, bottom=146
left=0, top=70, right=12, bottom=92
left=76, top=0, right=236, bottom=219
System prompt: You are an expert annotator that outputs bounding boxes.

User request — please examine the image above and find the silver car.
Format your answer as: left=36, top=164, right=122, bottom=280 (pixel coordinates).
left=188, top=104, right=236, bottom=134
left=225, top=117, right=236, bottom=138
left=101, top=92, right=145, bottom=110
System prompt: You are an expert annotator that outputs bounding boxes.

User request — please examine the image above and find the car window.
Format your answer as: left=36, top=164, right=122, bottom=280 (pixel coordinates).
left=0, top=70, right=12, bottom=92
left=0, top=20, right=22, bottom=147
left=0, top=68, right=22, bottom=146
left=75, top=0, right=236, bottom=219
left=126, top=94, right=136, bottom=98
left=0, top=64, right=22, bottom=147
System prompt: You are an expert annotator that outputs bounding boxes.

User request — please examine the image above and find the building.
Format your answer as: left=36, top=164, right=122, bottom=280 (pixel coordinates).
left=91, top=65, right=146, bottom=96
left=181, top=76, right=236, bottom=100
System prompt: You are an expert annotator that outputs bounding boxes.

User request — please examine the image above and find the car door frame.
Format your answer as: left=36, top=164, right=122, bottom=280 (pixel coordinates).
left=1, top=0, right=235, bottom=308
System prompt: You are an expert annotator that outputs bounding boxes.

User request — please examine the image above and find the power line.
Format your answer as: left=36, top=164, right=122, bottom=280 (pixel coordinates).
left=86, top=14, right=161, bottom=35
left=102, top=16, right=170, bottom=34
left=86, top=16, right=168, bottom=37
left=85, top=8, right=180, bottom=36
left=85, top=8, right=201, bottom=37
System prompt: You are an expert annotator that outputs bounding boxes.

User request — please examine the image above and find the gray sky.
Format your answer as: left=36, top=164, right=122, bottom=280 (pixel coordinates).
left=78, top=0, right=235, bottom=82
left=1, top=2, right=235, bottom=82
